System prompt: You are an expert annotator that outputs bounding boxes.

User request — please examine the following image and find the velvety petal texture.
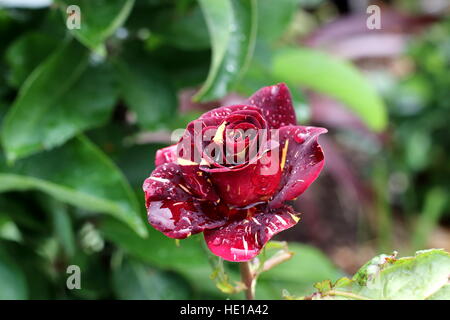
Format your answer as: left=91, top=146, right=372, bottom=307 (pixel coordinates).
left=143, top=83, right=327, bottom=262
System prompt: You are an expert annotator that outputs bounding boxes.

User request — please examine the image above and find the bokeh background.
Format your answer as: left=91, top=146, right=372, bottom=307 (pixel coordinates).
left=0, top=0, right=449, bottom=299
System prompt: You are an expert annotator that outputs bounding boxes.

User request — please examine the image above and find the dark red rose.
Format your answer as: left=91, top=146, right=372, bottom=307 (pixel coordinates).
left=144, top=83, right=327, bottom=262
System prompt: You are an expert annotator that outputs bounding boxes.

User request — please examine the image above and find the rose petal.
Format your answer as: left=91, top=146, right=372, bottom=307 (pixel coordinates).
left=148, top=200, right=226, bottom=239
left=178, top=164, right=220, bottom=202
left=269, top=125, right=327, bottom=208
left=204, top=205, right=300, bottom=262
left=143, top=163, right=226, bottom=239
left=199, top=105, right=261, bottom=122
left=155, top=144, right=178, bottom=166
left=143, top=163, right=191, bottom=205
left=247, top=83, right=297, bottom=129
left=206, top=150, right=282, bottom=207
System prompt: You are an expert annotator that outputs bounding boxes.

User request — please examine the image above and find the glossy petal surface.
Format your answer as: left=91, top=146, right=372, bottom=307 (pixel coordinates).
left=204, top=205, right=300, bottom=262
left=179, top=164, right=219, bottom=202
left=143, top=163, right=191, bottom=205
left=247, top=83, right=297, bottom=129
left=199, top=104, right=261, bottom=122
left=143, top=163, right=226, bottom=239
left=207, top=151, right=282, bottom=207
left=148, top=200, right=226, bottom=239
left=269, top=125, right=327, bottom=208
left=155, top=144, right=178, bottom=166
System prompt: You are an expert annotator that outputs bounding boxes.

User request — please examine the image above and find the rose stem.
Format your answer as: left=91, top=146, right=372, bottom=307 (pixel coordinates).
left=239, top=261, right=255, bottom=300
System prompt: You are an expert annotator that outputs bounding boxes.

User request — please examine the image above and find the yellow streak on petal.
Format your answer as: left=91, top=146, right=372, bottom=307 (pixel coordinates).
left=178, top=184, right=192, bottom=194
left=149, top=177, right=170, bottom=183
left=290, top=213, right=300, bottom=223
left=280, top=139, right=289, bottom=171
left=200, top=158, right=210, bottom=166
left=177, top=158, right=198, bottom=166
left=212, top=121, right=227, bottom=144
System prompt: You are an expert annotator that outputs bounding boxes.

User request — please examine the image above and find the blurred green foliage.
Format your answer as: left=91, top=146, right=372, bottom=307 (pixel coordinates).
left=382, top=19, right=450, bottom=249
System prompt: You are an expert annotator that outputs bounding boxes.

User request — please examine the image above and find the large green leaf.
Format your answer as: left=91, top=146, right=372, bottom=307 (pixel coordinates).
left=0, top=244, right=28, bottom=299
left=194, top=0, right=257, bottom=101
left=115, top=58, right=177, bottom=130
left=273, top=48, right=388, bottom=131
left=99, top=218, right=226, bottom=298
left=2, top=40, right=120, bottom=162
left=150, top=5, right=211, bottom=51
left=303, top=249, right=450, bottom=300
left=100, top=218, right=205, bottom=270
left=0, top=136, right=147, bottom=237
left=59, top=0, right=135, bottom=53
left=112, top=258, right=192, bottom=299
left=5, top=32, right=59, bottom=88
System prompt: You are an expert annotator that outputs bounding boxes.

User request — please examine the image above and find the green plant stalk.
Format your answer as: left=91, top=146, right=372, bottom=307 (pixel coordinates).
left=411, top=187, right=447, bottom=251
left=373, top=161, right=393, bottom=252
left=239, top=261, right=255, bottom=300
left=326, top=290, right=371, bottom=300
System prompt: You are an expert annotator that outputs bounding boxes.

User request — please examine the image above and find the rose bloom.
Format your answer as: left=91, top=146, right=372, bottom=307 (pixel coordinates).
left=143, top=83, right=327, bottom=262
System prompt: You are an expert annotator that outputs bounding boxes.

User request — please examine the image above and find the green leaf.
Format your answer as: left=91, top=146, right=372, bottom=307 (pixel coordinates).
left=194, top=0, right=257, bottom=101
left=209, top=255, right=246, bottom=295
left=0, top=195, right=45, bottom=233
left=5, top=32, right=59, bottom=88
left=412, top=188, right=447, bottom=250
left=256, top=0, right=297, bottom=42
left=306, top=249, right=450, bottom=300
left=427, top=284, right=450, bottom=300
left=112, top=258, right=191, bottom=299
left=2, top=40, right=119, bottom=162
left=0, top=243, right=28, bottom=299
left=115, top=58, right=177, bottom=130
left=0, top=136, right=147, bottom=237
left=42, top=197, right=76, bottom=258
left=272, top=48, right=388, bottom=131
left=257, top=243, right=342, bottom=299
left=0, top=214, right=22, bottom=242
left=6, top=242, right=52, bottom=299
left=100, top=217, right=205, bottom=270
left=150, top=6, right=211, bottom=51
left=59, top=0, right=135, bottom=53
left=99, top=218, right=225, bottom=297
left=68, top=249, right=111, bottom=299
